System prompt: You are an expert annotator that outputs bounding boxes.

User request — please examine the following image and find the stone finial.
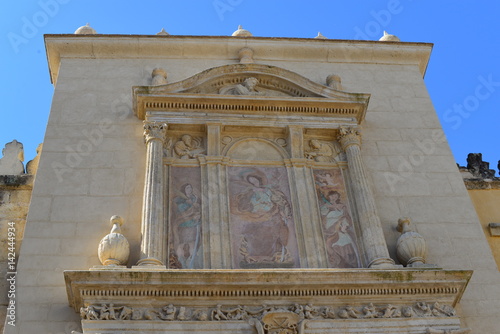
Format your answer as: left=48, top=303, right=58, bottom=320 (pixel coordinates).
left=238, top=47, right=254, bottom=64
left=156, top=28, right=170, bottom=36
left=26, top=143, right=43, bottom=175
left=74, top=23, right=97, bottom=35
left=379, top=31, right=400, bottom=42
left=314, top=32, right=327, bottom=39
left=232, top=25, right=252, bottom=37
left=396, top=217, right=427, bottom=267
left=98, top=215, right=130, bottom=266
left=467, top=153, right=496, bottom=179
left=326, top=74, right=342, bottom=90
left=0, top=140, right=25, bottom=175
left=151, top=68, right=168, bottom=85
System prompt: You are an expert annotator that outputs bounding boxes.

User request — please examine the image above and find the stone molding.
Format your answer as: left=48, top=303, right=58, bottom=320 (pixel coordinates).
left=64, top=269, right=471, bottom=312
left=45, top=35, right=432, bottom=85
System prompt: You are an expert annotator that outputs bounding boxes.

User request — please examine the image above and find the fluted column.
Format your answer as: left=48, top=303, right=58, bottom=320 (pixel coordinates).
left=137, top=121, right=167, bottom=266
left=338, top=126, right=394, bottom=268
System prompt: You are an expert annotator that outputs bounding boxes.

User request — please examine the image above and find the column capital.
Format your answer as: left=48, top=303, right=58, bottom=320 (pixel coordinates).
left=143, top=121, right=167, bottom=143
left=338, top=126, right=361, bottom=150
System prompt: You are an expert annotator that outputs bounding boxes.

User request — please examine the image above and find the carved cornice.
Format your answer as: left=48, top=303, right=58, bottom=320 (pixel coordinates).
left=45, top=35, right=432, bottom=85
left=338, top=126, right=361, bottom=150
left=64, top=269, right=471, bottom=313
left=143, top=121, right=167, bottom=143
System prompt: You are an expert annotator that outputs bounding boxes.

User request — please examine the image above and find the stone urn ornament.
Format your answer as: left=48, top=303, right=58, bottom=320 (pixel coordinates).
left=98, top=215, right=130, bottom=266
left=396, top=217, right=427, bottom=267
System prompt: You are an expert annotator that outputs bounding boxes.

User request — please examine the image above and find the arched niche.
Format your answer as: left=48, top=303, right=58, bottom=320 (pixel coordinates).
left=224, top=138, right=288, bottom=162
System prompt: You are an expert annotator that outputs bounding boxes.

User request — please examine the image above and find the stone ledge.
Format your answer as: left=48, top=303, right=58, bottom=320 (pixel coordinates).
left=64, top=269, right=472, bottom=312
left=0, top=174, right=34, bottom=189
left=463, top=178, right=500, bottom=190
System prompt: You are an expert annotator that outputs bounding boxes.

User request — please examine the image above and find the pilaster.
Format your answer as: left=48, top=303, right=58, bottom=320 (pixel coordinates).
left=137, top=121, right=167, bottom=267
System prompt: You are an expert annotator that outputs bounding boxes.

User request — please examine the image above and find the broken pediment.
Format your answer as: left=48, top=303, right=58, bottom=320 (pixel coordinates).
left=133, top=64, right=370, bottom=123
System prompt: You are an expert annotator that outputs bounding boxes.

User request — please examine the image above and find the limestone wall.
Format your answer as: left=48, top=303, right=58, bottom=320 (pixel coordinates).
left=5, top=36, right=500, bottom=333
left=0, top=175, right=33, bottom=333
left=468, top=188, right=500, bottom=269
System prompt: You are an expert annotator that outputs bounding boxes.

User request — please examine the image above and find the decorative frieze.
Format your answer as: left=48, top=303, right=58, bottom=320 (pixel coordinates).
left=80, top=301, right=458, bottom=321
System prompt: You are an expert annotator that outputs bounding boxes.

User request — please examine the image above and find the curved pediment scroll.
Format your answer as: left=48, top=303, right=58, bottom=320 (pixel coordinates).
left=133, top=64, right=370, bottom=123
left=136, top=63, right=364, bottom=99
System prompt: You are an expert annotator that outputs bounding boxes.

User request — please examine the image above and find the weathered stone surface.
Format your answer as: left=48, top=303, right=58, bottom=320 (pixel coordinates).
left=0, top=140, right=24, bottom=175
left=466, top=153, right=496, bottom=179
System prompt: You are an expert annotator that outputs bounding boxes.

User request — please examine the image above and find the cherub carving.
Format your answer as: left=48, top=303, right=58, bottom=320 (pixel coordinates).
left=305, top=139, right=341, bottom=162
left=219, top=77, right=262, bottom=96
left=173, top=134, right=205, bottom=159
left=159, top=304, right=176, bottom=320
left=362, top=303, right=377, bottom=318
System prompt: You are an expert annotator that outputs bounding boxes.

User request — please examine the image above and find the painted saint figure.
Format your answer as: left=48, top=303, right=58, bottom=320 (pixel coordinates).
left=319, top=190, right=361, bottom=268
left=172, top=183, right=202, bottom=268
left=314, top=169, right=361, bottom=268
left=229, top=168, right=296, bottom=268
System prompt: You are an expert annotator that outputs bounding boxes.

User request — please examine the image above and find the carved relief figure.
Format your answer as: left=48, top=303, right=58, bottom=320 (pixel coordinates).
left=229, top=167, right=299, bottom=268
left=219, top=77, right=262, bottom=96
left=305, top=139, right=342, bottom=163
left=313, top=169, right=361, bottom=268
left=173, top=134, right=205, bottom=159
left=169, top=167, right=203, bottom=268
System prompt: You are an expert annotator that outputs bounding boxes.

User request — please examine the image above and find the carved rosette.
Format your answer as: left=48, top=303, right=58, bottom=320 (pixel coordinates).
left=98, top=216, right=130, bottom=266
left=396, top=217, right=427, bottom=267
left=337, top=126, right=361, bottom=150
left=143, top=121, right=167, bottom=144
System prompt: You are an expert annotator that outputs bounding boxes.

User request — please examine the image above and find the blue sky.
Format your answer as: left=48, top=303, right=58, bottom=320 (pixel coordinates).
left=1, top=1, right=499, bottom=173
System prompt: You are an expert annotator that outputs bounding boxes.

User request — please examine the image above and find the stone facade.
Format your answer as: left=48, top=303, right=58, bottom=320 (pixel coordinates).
left=459, top=154, right=500, bottom=270
left=0, top=141, right=40, bottom=333
left=2, top=34, right=499, bottom=333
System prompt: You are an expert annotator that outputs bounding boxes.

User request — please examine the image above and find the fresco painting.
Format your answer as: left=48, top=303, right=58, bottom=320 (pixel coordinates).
left=228, top=166, right=299, bottom=268
left=168, top=167, right=203, bottom=269
left=313, top=168, right=361, bottom=268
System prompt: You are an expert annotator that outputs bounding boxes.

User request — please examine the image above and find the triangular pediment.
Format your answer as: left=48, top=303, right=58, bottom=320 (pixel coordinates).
left=133, top=64, right=370, bottom=123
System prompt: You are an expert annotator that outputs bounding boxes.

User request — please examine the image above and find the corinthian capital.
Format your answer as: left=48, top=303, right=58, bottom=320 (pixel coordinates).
left=143, top=121, right=167, bottom=143
left=338, top=126, right=361, bottom=150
